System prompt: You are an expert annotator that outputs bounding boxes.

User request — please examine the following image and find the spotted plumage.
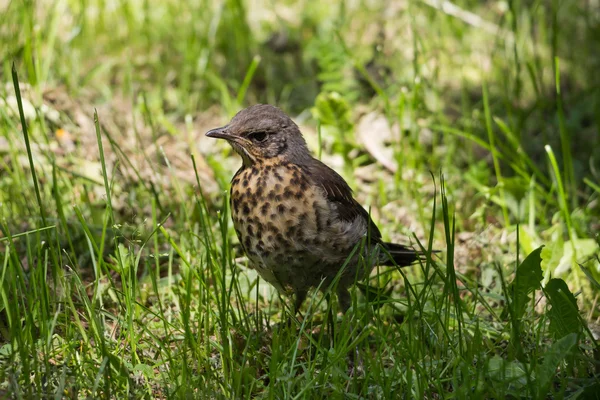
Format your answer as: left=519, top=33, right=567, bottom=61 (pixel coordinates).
left=206, top=104, right=423, bottom=312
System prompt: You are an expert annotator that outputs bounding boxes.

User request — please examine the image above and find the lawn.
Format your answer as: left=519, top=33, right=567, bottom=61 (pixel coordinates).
left=1, top=0, right=599, bottom=398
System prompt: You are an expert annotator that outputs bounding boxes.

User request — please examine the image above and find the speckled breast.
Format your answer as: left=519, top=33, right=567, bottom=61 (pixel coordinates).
left=229, top=159, right=357, bottom=293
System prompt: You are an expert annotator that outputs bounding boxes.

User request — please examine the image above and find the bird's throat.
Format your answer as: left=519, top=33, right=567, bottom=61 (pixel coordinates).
left=230, top=142, right=255, bottom=167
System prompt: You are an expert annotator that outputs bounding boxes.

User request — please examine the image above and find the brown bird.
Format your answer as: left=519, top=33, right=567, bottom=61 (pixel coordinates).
left=206, top=104, right=423, bottom=313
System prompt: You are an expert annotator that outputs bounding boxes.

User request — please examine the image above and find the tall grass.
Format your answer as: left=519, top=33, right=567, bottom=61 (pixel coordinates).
left=1, top=0, right=599, bottom=398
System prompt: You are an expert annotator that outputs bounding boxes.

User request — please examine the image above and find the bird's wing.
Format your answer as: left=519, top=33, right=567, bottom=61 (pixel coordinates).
left=305, top=159, right=382, bottom=240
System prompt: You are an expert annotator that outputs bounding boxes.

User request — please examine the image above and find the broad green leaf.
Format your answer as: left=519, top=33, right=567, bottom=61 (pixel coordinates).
left=555, top=239, right=599, bottom=276
left=540, top=227, right=564, bottom=281
left=507, top=246, right=544, bottom=319
left=537, top=333, right=577, bottom=398
left=487, top=355, right=529, bottom=389
left=545, top=279, right=582, bottom=339
left=579, top=263, right=600, bottom=291
left=133, top=363, right=155, bottom=378
left=518, top=225, right=542, bottom=259
left=579, top=382, right=600, bottom=399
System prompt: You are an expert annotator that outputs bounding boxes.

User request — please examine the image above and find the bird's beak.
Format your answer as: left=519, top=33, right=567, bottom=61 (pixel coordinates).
left=205, top=126, right=232, bottom=140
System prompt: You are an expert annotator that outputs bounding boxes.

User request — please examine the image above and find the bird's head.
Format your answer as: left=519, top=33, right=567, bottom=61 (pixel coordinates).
left=205, top=104, right=309, bottom=166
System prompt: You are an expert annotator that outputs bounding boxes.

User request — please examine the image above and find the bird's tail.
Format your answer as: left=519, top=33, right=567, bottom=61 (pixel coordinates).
left=380, top=242, right=428, bottom=267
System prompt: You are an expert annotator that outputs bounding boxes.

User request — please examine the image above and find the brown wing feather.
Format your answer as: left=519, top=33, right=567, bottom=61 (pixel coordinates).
left=304, top=159, right=382, bottom=240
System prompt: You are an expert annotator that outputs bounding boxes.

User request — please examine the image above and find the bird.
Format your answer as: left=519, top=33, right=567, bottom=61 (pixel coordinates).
left=206, top=104, right=424, bottom=314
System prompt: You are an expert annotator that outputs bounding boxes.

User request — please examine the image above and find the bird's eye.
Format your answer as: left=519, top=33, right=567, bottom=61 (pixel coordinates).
left=249, top=131, right=268, bottom=143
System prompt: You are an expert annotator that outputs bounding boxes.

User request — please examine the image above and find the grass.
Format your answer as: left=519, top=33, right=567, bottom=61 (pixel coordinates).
left=1, top=0, right=599, bottom=398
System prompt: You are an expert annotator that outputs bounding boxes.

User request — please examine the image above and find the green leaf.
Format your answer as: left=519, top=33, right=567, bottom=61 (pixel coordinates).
left=579, top=382, right=600, bottom=399
left=545, top=279, right=582, bottom=339
left=555, top=239, right=599, bottom=276
left=311, top=92, right=353, bottom=133
left=579, top=263, right=600, bottom=291
left=537, top=333, right=577, bottom=398
left=133, top=363, right=155, bottom=379
left=487, top=355, right=529, bottom=389
left=507, top=246, right=544, bottom=319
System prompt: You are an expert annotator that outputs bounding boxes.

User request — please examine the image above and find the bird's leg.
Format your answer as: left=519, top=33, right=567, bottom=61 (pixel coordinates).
left=337, top=286, right=363, bottom=376
left=336, top=287, right=351, bottom=314
left=324, top=292, right=335, bottom=348
left=279, top=290, right=306, bottom=332
left=294, top=289, right=307, bottom=316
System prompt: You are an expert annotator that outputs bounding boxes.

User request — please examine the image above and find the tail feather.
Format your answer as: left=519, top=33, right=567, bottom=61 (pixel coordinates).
left=380, top=242, right=429, bottom=267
